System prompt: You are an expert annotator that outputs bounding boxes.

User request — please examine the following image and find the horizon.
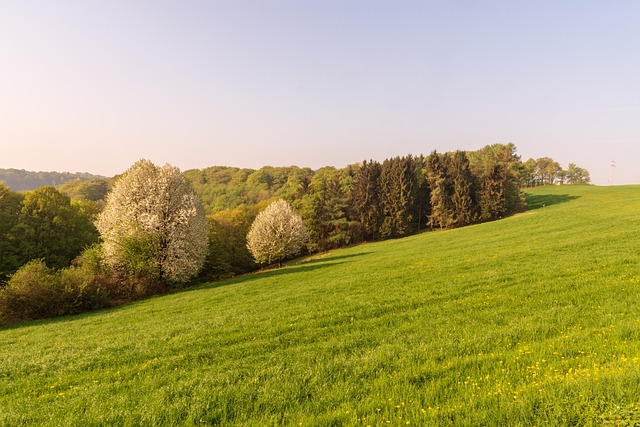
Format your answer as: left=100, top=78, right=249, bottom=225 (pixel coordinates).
left=2, top=1, right=639, bottom=186
left=0, top=145, right=627, bottom=188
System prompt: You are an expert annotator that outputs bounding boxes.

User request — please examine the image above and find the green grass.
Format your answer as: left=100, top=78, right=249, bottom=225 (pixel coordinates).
left=2, top=185, right=640, bottom=426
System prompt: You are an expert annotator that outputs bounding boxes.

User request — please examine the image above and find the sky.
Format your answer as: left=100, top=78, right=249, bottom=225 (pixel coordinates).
left=1, top=1, right=639, bottom=186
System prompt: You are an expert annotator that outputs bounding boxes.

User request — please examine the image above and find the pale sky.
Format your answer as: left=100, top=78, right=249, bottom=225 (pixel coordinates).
left=1, top=1, right=639, bottom=185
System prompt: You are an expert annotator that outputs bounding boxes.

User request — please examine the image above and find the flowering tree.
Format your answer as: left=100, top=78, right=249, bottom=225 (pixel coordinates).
left=246, top=199, right=308, bottom=267
left=95, top=160, right=208, bottom=284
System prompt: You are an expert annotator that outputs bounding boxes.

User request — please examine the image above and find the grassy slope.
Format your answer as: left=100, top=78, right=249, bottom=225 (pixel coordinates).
left=2, top=185, right=640, bottom=426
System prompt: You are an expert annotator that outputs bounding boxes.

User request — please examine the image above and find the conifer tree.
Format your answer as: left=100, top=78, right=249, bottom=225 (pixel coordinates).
left=349, top=160, right=383, bottom=242
left=447, top=151, right=474, bottom=227
left=380, top=156, right=416, bottom=238
left=426, top=151, right=454, bottom=229
left=300, top=167, right=352, bottom=252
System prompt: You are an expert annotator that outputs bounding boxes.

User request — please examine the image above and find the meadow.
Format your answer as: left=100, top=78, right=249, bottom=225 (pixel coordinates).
left=2, top=185, right=640, bottom=426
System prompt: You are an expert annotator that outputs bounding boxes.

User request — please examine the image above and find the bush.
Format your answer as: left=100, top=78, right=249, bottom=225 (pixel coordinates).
left=0, top=244, right=173, bottom=325
left=0, top=258, right=111, bottom=325
left=58, top=267, right=110, bottom=313
left=0, top=260, right=65, bottom=323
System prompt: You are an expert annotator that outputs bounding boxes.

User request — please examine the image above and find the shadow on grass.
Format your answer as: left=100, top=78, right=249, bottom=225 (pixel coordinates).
left=189, top=251, right=374, bottom=293
left=525, top=193, right=580, bottom=210
left=192, top=261, right=349, bottom=292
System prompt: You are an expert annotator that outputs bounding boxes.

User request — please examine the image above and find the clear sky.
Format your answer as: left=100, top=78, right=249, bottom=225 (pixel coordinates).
left=1, top=1, right=639, bottom=185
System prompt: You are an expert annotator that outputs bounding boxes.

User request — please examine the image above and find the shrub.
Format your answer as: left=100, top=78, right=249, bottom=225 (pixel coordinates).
left=0, top=260, right=66, bottom=323
left=0, top=243, right=174, bottom=325
left=58, top=267, right=110, bottom=313
left=0, top=258, right=111, bottom=325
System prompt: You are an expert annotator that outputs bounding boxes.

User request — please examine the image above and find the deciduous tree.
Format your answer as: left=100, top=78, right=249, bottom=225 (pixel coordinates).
left=566, top=163, right=591, bottom=184
left=0, top=183, right=23, bottom=283
left=15, top=186, right=98, bottom=270
left=246, top=199, right=307, bottom=267
left=96, top=160, right=208, bottom=284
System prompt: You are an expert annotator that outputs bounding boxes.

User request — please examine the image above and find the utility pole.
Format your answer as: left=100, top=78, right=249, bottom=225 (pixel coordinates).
left=609, top=160, right=616, bottom=185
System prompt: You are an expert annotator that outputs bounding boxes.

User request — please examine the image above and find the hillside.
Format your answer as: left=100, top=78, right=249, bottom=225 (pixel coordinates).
left=2, top=185, right=640, bottom=425
left=0, top=168, right=105, bottom=191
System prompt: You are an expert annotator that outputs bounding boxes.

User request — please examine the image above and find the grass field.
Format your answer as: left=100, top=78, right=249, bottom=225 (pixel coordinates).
left=2, top=185, right=640, bottom=426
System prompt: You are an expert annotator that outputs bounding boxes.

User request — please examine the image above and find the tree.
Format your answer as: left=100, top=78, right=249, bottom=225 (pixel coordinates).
left=520, top=158, right=538, bottom=187
left=535, top=157, right=561, bottom=185
left=246, top=199, right=308, bottom=267
left=566, top=163, right=591, bottom=184
left=14, top=186, right=98, bottom=270
left=58, top=179, right=109, bottom=202
left=349, top=160, right=383, bottom=242
left=95, top=160, right=208, bottom=284
left=198, top=204, right=260, bottom=282
left=380, top=156, right=417, bottom=238
left=447, top=151, right=474, bottom=227
left=299, top=167, right=353, bottom=252
left=0, top=183, right=23, bottom=283
left=468, top=144, right=524, bottom=221
left=426, top=151, right=454, bottom=229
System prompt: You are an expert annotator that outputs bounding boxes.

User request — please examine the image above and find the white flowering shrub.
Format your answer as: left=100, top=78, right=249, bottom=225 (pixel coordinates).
left=95, top=160, right=208, bottom=284
left=246, top=199, right=308, bottom=267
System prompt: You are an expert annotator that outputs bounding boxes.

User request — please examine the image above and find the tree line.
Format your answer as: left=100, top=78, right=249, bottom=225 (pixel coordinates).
left=520, top=157, right=590, bottom=187
left=198, top=143, right=587, bottom=281
left=0, top=144, right=590, bottom=323
left=0, top=169, right=104, bottom=192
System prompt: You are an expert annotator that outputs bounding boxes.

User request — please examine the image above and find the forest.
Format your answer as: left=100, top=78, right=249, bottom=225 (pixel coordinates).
left=0, top=143, right=589, bottom=322
left=0, top=168, right=104, bottom=192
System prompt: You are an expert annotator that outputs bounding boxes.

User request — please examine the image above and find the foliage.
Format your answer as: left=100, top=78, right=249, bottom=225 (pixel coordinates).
left=349, top=160, right=383, bottom=242
left=13, top=186, right=99, bottom=270
left=0, top=185, right=98, bottom=283
left=198, top=205, right=260, bottom=282
left=246, top=199, right=308, bottom=266
left=1, top=185, right=640, bottom=425
left=299, top=167, right=354, bottom=252
left=468, top=143, right=524, bottom=221
left=0, top=183, right=23, bottom=283
left=520, top=158, right=590, bottom=187
left=426, top=151, right=454, bottom=229
left=380, top=156, right=418, bottom=238
left=0, top=258, right=110, bottom=324
left=183, top=165, right=314, bottom=214
left=1, top=146, right=589, bottom=289
left=96, top=160, right=209, bottom=284
left=566, top=162, right=591, bottom=184
left=58, top=178, right=110, bottom=202
left=180, top=144, right=586, bottom=262
left=448, top=151, right=475, bottom=227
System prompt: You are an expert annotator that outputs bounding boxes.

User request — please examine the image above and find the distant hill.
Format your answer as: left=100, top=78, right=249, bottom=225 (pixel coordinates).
left=0, top=168, right=106, bottom=191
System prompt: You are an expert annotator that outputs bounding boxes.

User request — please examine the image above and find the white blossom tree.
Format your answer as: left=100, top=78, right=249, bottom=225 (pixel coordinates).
left=246, top=199, right=308, bottom=267
left=96, top=160, right=208, bottom=284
